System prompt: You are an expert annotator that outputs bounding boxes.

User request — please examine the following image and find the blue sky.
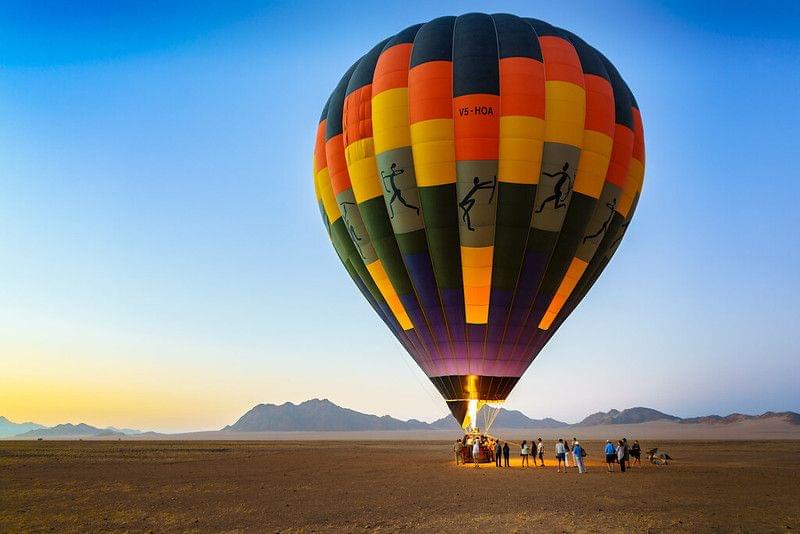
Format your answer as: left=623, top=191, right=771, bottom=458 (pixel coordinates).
left=1, top=1, right=798, bottom=432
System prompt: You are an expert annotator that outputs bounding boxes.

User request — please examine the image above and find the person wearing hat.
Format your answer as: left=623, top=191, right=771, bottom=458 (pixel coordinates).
left=604, top=440, right=616, bottom=472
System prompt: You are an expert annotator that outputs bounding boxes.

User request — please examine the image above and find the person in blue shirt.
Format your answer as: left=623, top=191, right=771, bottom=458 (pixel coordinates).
left=572, top=441, right=586, bottom=473
left=604, top=440, right=616, bottom=472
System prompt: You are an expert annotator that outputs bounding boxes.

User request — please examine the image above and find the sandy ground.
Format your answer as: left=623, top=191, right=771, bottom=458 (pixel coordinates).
left=1, top=440, right=798, bottom=532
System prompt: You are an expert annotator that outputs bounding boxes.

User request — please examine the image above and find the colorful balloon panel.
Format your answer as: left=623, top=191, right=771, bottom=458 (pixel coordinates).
left=313, top=13, right=646, bottom=428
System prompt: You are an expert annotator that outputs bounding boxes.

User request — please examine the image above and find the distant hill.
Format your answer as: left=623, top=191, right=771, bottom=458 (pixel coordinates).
left=107, top=426, right=144, bottom=435
left=430, top=408, right=567, bottom=430
left=680, top=411, right=800, bottom=425
left=0, top=416, right=45, bottom=438
left=577, top=407, right=681, bottom=426
left=576, top=408, right=800, bottom=426
left=14, top=423, right=142, bottom=438
left=17, top=423, right=120, bottom=438
left=224, top=399, right=431, bottom=432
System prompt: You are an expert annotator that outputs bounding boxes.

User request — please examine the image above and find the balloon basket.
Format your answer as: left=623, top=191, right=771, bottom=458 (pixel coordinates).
left=459, top=431, right=498, bottom=464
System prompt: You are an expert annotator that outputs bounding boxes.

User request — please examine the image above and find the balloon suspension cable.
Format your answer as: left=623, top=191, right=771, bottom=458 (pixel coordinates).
left=481, top=401, right=503, bottom=433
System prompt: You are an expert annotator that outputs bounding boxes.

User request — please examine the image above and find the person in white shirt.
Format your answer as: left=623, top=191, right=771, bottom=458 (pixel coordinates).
left=616, top=440, right=627, bottom=472
left=555, top=439, right=567, bottom=473
left=520, top=440, right=530, bottom=467
left=536, top=438, right=545, bottom=467
left=472, top=438, right=481, bottom=467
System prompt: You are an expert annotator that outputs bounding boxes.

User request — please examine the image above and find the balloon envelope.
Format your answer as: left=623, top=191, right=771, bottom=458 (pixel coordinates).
left=312, top=13, right=645, bottom=429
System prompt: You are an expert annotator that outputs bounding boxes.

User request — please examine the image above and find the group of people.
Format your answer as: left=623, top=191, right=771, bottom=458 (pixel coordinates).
left=454, top=435, right=505, bottom=466
left=520, top=437, right=587, bottom=473
left=454, top=436, right=642, bottom=475
left=603, top=438, right=642, bottom=472
left=519, top=438, right=545, bottom=468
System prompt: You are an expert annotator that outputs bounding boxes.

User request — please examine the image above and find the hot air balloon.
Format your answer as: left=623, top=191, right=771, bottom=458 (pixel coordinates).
left=313, top=13, right=645, bottom=431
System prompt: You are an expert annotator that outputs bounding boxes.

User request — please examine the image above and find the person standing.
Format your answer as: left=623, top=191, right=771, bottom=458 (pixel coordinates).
left=521, top=440, right=530, bottom=467
left=622, top=438, right=630, bottom=467
left=536, top=438, right=545, bottom=467
left=563, top=438, right=571, bottom=469
left=454, top=439, right=463, bottom=465
left=503, top=441, right=510, bottom=467
left=572, top=441, right=586, bottom=474
left=495, top=440, right=502, bottom=467
left=617, top=440, right=626, bottom=472
left=472, top=438, right=481, bottom=467
left=604, top=440, right=616, bottom=472
left=630, top=440, right=642, bottom=467
left=555, top=439, right=567, bottom=473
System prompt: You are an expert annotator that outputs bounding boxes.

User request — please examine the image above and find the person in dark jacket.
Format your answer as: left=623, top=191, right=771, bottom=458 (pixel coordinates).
left=502, top=442, right=510, bottom=467
left=572, top=441, right=586, bottom=474
left=495, top=440, right=502, bottom=467
left=630, top=440, right=642, bottom=467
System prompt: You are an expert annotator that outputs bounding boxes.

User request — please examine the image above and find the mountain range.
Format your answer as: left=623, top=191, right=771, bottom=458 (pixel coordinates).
left=223, top=399, right=800, bottom=432
left=679, top=411, right=800, bottom=426
left=1, top=418, right=143, bottom=439
left=4, top=401, right=799, bottom=437
left=0, top=416, right=45, bottom=438
left=224, top=399, right=432, bottom=431
left=224, top=399, right=570, bottom=432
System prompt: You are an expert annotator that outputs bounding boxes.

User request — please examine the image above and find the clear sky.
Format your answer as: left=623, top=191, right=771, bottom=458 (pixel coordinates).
left=1, top=1, right=798, bottom=433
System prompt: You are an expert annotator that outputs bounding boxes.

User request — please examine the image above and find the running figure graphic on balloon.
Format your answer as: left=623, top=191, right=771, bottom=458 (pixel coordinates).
left=381, top=163, right=419, bottom=218
left=535, top=162, right=573, bottom=213
left=339, top=201, right=364, bottom=258
left=459, top=176, right=496, bottom=231
left=583, top=197, right=617, bottom=244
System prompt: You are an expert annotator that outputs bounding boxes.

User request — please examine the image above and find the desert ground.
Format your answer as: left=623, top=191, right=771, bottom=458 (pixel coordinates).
left=1, top=440, right=798, bottom=532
